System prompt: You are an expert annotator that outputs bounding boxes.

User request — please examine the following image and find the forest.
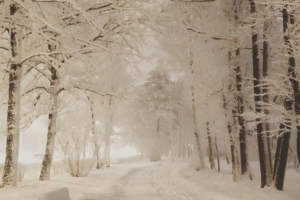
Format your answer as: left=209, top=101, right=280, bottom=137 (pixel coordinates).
left=0, top=0, right=299, bottom=199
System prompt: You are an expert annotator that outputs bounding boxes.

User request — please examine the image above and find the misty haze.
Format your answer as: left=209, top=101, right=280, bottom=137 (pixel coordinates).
left=0, top=0, right=299, bottom=200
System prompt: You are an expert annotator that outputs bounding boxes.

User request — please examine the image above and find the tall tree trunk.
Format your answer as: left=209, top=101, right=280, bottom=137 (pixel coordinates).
left=88, top=95, right=101, bottom=169
left=106, top=96, right=112, bottom=167
left=236, top=151, right=241, bottom=175
left=215, top=136, right=221, bottom=172
left=226, top=9, right=237, bottom=178
left=169, top=80, right=174, bottom=162
left=192, top=85, right=205, bottom=169
left=226, top=154, right=230, bottom=165
left=274, top=120, right=291, bottom=191
left=233, top=1, right=250, bottom=177
left=189, top=50, right=205, bottom=169
left=223, top=93, right=237, bottom=181
left=273, top=124, right=284, bottom=179
left=262, top=19, right=273, bottom=176
left=2, top=65, right=22, bottom=187
left=179, top=126, right=182, bottom=158
left=40, top=66, right=58, bottom=181
left=184, top=117, right=189, bottom=157
left=229, top=124, right=237, bottom=181
left=235, top=59, right=249, bottom=176
left=284, top=10, right=300, bottom=164
left=100, top=140, right=109, bottom=167
left=1, top=4, right=22, bottom=188
left=105, top=139, right=111, bottom=167
left=298, top=129, right=300, bottom=163
left=149, top=118, right=162, bottom=162
left=273, top=7, right=294, bottom=191
left=249, top=0, right=272, bottom=187
left=206, top=122, right=215, bottom=169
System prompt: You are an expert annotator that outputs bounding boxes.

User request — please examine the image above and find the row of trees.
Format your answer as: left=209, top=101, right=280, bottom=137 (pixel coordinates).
left=224, top=0, right=300, bottom=190
left=118, top=0, right=299, bottom=192
left=0, top=0, right=299, bottom=193
left=152, top=0, right=300, bottom=191
left=0, top=0, right=156, bottom=187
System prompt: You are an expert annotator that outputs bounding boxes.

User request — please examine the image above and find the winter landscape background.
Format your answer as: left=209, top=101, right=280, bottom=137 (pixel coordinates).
left=0, top=0, right=299, bottom=199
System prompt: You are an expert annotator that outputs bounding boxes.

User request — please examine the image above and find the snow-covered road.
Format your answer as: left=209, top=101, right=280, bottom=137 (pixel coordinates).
left=105, top=163, right=195, bottom=200
left=0, top=160, right=298, bottom=200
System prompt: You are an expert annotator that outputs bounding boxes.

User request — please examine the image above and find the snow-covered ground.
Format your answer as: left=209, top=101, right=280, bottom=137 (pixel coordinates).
left=0, top=158, right=298, bottom=200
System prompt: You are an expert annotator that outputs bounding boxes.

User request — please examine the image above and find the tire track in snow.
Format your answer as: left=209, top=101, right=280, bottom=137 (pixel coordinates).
left=102, top=163, right=197, bottom=200
left=145, top=164, right=195, bottom=200
left=109, top=167, right=143, bottom=200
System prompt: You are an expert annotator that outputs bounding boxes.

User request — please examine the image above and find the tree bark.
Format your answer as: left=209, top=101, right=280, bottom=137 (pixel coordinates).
left=215, top=137, right=221, bottom=172
left=233, top=1, right=250, bottom=177
left=40, top=66, right=58, bottom=181
left=206, top=122, right=215, bottom=169
left=273, top=123, right=284, bottom=178
left=234, top=56, right=250, bottom=177
left=235, top=60, right=249, bottom=176
left=262, top=19, right=273, bottom=176
left=169, top=83, right=174, bottom=162
left=249, top=0, right=272, bottom=187
left=273, top=7, right=294, bottom=191
left=189, top=50, right=205, bottom=169
left=226, top=7, right=238, bottom=179
left=236, top=151, right=240, bottom=175
left=87, top=95, right=101, bottom=169
left=223, top=94, right=237, bottom=181
left=149, top=118, right=162, bottom=162
left=2, top=66, right=22, bottom=187
left=284, top=10, right=300, bottom=164
left=230, top=126, right=237, bottom=181
left=104, top=140, right=111, bottom=167
left=274, top=120, right=291, bottom=190
left=1, top=4, right=22, bottom=188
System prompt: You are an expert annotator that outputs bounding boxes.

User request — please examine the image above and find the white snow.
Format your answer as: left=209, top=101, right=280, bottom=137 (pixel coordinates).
left=0, top=157, right=298, bottom=200
left=38, top=187, right=70, bottom=200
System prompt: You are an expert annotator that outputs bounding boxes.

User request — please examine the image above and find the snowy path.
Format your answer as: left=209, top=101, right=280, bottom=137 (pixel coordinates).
left=0, top=162, right=197, bottom=200
left=0, top=160, right=299, bottom=200
left=87, top=161, right=299, bottom=200
left=99, top=163, right=196, bottom=200
left=91, top=161, right=299, bottom=200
